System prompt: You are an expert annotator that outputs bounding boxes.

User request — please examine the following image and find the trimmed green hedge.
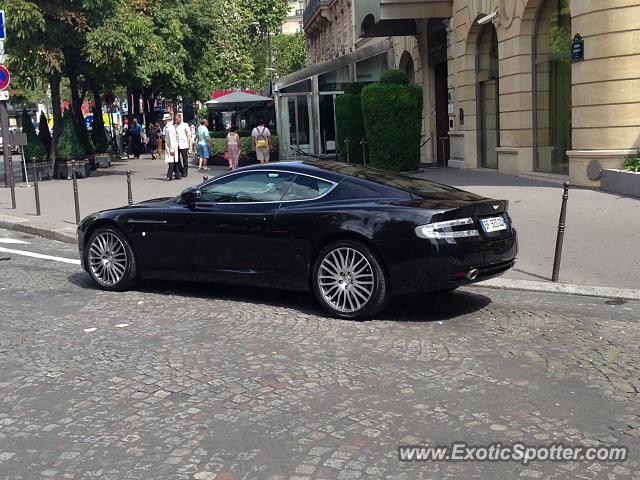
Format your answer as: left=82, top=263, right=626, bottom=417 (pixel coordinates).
left=379, top=69, right=410, bottom=86
left=361, top=70, right=422, bottom=171
left=57, top=110, right=86, bottom=161
left=91, top=109, right=109, bottom=153
left=38, top=112, right=52, bottom=155
left=209, top=135, right=279, bottom=157
left=335, top=92, right=366, bottom=164
left=21, top=109, right=48, bottom=162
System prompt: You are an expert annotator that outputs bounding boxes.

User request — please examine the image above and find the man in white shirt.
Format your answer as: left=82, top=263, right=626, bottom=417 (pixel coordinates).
left=251, top=119, right=271, bottom=164
left=163, top=113, right=180, bottom=181
left=175, top=114, right=192, bottom=177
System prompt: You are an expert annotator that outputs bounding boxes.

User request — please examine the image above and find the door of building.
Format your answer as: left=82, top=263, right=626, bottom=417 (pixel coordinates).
left=477, top=24, right=500, bottom=169
left=434, top=62, right=450, bottom=166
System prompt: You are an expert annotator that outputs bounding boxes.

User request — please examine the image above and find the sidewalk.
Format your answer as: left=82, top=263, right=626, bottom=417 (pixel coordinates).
left=1, top=157, right=639, bottom=290
left=0, top=154, right=229, bottom=242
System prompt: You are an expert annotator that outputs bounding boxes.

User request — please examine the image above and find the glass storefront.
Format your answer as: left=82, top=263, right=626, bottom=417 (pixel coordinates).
left=534, top=0, right=571, bottom=174
left=276, top=45, right=391, bottom=159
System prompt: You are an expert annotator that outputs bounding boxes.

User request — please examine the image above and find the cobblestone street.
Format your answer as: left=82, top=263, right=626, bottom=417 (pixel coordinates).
left=1, top=228, right=639, bottom=479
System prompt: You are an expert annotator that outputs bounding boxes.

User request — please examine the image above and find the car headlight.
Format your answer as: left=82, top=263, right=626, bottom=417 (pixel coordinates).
left=415, top=217, right=480, bottom=239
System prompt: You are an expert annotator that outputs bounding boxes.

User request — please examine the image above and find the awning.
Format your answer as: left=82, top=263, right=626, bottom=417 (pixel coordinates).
left=205, top=92, right=273, bottom=111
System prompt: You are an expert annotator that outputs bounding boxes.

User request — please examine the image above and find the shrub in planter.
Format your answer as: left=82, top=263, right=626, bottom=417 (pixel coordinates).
left=21, top=109, right=48, bottom=162
left=361, top=69, right=422, bottom=171
left=57, top=110, right=86, bottom=162
left=38, top=112, right=52, bottom=154
left=91, top=109, right=109, bottom=153
left=623, top=151, right=640, bottom=173
left=335, top=87, right=366, bottom=164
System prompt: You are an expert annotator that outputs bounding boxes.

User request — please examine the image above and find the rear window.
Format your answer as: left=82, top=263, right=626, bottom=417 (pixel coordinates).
left=320, top=164, right=459, bottom=196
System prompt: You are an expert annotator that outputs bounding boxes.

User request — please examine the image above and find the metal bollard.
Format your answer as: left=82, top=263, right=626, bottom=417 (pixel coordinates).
left=203, top=175, right=208, bottom=182
left=345, top=138, right=350, bottom=163
left=8, top=154, right=16, bottom=209
left=32, top=162, right=41, bottom=216
left=551, top=181, right=570, bottom=282
left=360, top=138, right=367, bottom=165
left=126, top=170, right=133, bottom=205
left=72, top=161, right=80, bottom=225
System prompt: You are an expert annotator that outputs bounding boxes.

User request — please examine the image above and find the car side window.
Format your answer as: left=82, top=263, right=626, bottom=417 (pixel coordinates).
left=282, top=175, right=333, bottom=201
left=200, top=171, right=294, bottom=203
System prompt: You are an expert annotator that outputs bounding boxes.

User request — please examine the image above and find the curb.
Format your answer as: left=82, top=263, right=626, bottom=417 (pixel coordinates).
left=0, top=216, right=77, bottom=245
left=474, top=277, right=640, bottom=301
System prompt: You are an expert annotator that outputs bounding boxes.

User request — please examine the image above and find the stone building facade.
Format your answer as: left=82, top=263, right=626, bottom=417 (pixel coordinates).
left=276, top=0, right=640, bottom=187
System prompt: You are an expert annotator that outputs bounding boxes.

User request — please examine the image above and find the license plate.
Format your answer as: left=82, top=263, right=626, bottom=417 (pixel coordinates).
left=480, top=216, right=507, bottom=233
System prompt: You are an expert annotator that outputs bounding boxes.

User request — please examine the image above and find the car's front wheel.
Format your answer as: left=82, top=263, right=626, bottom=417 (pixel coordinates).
left=312, top=240, right=390, bottom=320
left=86, top=226, right=137, bottom=291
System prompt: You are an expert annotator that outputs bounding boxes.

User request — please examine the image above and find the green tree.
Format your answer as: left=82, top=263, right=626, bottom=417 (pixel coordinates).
left=21, top=109, right=48, bottom=162
left=271, top=32, right=306, bottom=78
left=57, top=110, right=86, bottom=161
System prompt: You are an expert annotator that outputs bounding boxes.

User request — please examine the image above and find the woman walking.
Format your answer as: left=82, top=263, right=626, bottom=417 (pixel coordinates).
left=225, top=125, right=241, bottom=170
left=155, top=123, right=163, bottom=157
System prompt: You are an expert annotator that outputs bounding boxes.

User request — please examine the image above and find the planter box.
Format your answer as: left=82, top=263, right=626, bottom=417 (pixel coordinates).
left=54, top=160, right=91, bottom=180
left=95, top=153, right=111, bottom=168
left=601, top=169, right=640, bottom=198
left=20, top=161, right=53, bottom=182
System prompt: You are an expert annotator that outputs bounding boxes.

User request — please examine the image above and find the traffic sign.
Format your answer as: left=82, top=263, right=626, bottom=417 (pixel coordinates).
left=0, top=65, right=9, bottom=91
left=0, top=90, right=8, bottom=101
left=0, top=11, right=5, bottom=40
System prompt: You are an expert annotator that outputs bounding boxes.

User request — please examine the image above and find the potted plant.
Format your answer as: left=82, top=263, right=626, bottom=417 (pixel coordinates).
left=91, top=108, right=111, bottom=168
left=20, top=109, right=51, bottom=181
left=55, top=110, right=91, bottom=179
left=601, top=151, right=640, bottom=198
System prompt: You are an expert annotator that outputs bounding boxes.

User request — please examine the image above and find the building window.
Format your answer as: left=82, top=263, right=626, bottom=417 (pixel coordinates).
left=534, top=0, right=571, bottom=174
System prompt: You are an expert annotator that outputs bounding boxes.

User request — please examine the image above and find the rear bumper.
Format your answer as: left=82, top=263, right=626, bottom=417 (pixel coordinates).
left=375, top=230, right=518, bottom=295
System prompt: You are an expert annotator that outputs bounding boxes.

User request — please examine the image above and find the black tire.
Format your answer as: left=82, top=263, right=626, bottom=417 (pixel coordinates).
left=85, top=226, right=137, bottom=291
left=312, top=240, right=391, bottom=320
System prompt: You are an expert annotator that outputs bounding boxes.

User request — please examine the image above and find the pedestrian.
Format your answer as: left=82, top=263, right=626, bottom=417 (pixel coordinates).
left=225, top=125, right=241, bottom=170
left=197, top=119, right=211, bottom=171
left=148, top=122, right=158, bottom=160
left=175, top=113, right=192, bottom=178
left=130, top=118, right=143, bottom=159
left=154, top=123, right=163, bottom=157
left=189, top=122, right=197, bottom=154
left=251, top=119, right=271, bottom=164
left=163, top=113, right=180, bottom=181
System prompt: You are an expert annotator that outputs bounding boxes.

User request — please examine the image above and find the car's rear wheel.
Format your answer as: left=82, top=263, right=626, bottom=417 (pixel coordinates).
left=312, top=240, right=390, bottom=320
left=86, top=226, right=137, bottom=291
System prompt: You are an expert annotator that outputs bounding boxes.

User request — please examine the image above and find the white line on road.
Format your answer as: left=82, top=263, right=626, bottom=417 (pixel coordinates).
left=0, top=246, right=81, bottom=265
left=0, top=238, right=30, bottom=244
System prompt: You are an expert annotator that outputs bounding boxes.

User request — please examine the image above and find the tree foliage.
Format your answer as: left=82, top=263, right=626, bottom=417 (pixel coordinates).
left=271, top=32, right=306, bottom=79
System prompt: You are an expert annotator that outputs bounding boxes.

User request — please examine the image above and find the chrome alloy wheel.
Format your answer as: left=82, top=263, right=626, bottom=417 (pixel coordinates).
left=88, top=231, right=128, bottom=287
left=318, top=247, right=375, bottom=313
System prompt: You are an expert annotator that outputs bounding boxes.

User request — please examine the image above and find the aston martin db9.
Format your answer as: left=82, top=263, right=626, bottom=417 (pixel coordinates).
left=78, top=161, right=517, bottom=319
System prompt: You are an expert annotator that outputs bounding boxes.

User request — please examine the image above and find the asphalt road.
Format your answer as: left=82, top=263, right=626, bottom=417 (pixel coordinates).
left=0, top=228, right=639, bottom=479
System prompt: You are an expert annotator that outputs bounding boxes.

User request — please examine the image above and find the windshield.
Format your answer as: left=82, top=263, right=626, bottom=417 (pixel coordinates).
left=307, top=162, right=461, bottom=195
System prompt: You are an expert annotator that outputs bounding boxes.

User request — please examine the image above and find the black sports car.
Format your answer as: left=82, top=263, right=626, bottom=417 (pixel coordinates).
left=78, top=161, right=517, bottom=319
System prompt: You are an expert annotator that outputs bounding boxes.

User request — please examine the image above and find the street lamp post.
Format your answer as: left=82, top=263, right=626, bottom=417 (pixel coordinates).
left=267, top=30, right=273, bottom=97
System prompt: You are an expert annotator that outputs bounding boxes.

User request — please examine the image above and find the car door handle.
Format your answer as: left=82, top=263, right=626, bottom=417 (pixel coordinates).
left=127, top=219, right=167, bottom=225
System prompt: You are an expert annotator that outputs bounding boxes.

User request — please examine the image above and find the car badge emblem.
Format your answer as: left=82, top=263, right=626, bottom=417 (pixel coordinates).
left=493, top=205, right=499, bottom=210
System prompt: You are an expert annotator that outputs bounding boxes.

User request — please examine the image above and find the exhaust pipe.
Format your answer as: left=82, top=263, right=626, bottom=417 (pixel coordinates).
left=465, top=268, right=479, bottom=280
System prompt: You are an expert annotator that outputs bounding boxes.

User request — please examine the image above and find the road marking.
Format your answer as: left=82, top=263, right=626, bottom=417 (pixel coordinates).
left=0, top=246, right=81, bottom=265
left=0, top=238, right=30, bottom=244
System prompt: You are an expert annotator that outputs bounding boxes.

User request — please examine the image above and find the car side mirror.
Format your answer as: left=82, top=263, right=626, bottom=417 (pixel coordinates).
left=181, top=187, right=201, bottom=206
